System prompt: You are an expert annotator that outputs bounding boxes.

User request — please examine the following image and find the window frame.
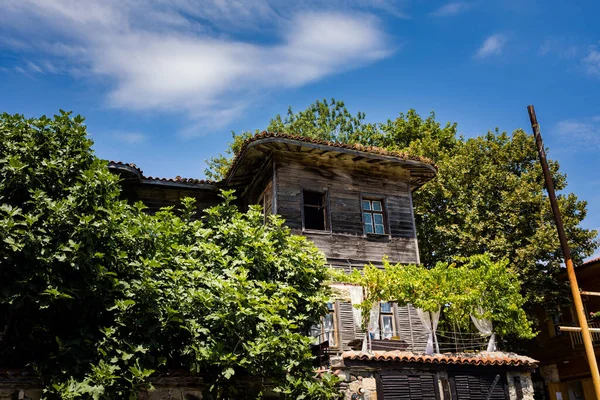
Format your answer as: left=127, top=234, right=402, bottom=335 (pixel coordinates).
left=360, top=194, right=390, bottom=237
left=301, top=188, right=331, bottom=233
left=379, top=301, right=397, bottom=339
left=322, top=301, right=338, bottom=347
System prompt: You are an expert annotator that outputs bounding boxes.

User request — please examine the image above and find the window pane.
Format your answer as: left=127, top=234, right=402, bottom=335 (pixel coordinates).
left=362, top=200, right=371, bottom=210
left=364, top=223, right=373, bottom=234
left=380, top=302, right=392, bottom=313
left=323, top=314, right=335, bottom=345
left=363, top=212, right=373, bottom=225
left=373, top=213, right=384, bottom=225
left=382, top=316, right=393, bottom=339
left=310, top=324, right=321, bottom=344
left=326, top=302, right=334, bottom=311
left=372, top=201, right=382, bottom=211
left=375, top=224, right=385, bottom=234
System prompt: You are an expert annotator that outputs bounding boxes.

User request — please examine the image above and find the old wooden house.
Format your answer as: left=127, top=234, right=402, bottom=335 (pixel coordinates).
left=529, top=257, right=600, bottom=400
left=106, top=132, right=538, bottom=400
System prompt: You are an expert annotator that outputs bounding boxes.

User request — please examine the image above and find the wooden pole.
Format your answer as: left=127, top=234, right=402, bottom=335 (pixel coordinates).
left=527, top=105, right=600, bottom=400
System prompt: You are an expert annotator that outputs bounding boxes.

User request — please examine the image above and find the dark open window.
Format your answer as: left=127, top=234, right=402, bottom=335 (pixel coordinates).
left=303, top=190, right=328, bottom=231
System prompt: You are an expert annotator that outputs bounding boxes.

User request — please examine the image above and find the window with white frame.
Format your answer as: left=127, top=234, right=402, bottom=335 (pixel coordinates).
left=380, top=302, right=395, bottom=339
left=309, top=302, right=337, bottom=346
left=362, top=198, right=386, bottom=235
left=323, top=302, right=337, bottom=346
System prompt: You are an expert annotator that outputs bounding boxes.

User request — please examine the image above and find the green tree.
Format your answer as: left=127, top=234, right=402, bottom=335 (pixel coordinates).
left=206, top=101, right=598, bottom=313
left=0, top=112, right=338, bottom=399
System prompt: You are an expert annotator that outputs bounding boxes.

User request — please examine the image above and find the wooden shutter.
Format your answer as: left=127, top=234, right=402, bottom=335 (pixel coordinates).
left=337, top=301, right=358, bottom=350
left=397, top=304, right=429, bottom=352
left=380, top=372, right=438, bottom=400
left=451, top=371, right=508, bottom=400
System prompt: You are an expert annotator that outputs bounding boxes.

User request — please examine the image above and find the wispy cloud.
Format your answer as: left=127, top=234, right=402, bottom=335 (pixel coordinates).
left=430, top=2, right=471, bottom=17
left=538, top=37, right=580, bottom=59
left=0, top=0, right=396, bottom=135
left=475, top=34, right=507, bottom=59
left=583, top=42, right=600, bottom=77
left=113, top=132, right=146, bottom=144
left=554, top=116, right=600, bottom=151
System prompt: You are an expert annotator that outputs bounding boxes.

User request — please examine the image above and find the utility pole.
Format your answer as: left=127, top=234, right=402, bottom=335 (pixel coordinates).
left=527, top=105, right=600, bottom=400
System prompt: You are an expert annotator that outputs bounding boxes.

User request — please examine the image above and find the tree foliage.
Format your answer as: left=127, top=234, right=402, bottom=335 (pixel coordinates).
left=332, top=255, right=535, bottom=339
left=0, top=112, right=338, bottom=399
left=206, top=100, right=598, bottom=312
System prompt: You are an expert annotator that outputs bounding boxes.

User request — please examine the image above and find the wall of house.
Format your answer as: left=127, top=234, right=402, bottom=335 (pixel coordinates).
left=120, top=183, right=222, bottom=217
left=332, top=356, right=535, bottom=400
left=273, top=152, right=419, bottom=266
left=532, top=262, right=600, bottom=392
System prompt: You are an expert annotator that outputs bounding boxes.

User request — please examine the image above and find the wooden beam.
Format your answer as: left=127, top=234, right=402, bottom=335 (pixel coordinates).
left=582, top=291, right=600, bottom=297
left=559, top=326, right=600, bottom=333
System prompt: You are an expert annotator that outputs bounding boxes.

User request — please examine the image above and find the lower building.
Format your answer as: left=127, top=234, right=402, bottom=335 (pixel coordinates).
left=529, top=257, right=600, bottom=400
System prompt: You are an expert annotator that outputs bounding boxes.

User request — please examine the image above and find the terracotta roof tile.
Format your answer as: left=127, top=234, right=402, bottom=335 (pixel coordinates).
left=581, top=256, right=600, bottom=268
left=108, top=161, right=215, bottom=185
left=342, top=351, right=538, bottom=368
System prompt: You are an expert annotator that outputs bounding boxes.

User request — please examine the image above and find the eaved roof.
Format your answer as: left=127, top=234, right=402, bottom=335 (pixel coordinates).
left=108, top=161, right=217, bottom=189
left=225, top=132, right=438, bottom=190
left=342, top=351, right=538, bottom=368
left=108, top=132, right=438, bottom=190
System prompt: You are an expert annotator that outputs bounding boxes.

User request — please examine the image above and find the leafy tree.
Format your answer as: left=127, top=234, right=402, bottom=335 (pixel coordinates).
left=0, top=112, right=338, bottom=399
left=206, top=101, right=598, bottom=313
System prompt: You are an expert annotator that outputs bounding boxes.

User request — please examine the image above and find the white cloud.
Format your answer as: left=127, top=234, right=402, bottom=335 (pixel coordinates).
left=475, top=34, right=507, bottom=59
left=583, top=42, right=600, bottom=77
left=430, top=2, right=471, bottom=17
left=554, top=117, right=600, bottom=151
left=0, top=0, right=394, bottom=135
left=26, top=61, right=44, bottom=74
left=113, top=132, right=146, bottom=144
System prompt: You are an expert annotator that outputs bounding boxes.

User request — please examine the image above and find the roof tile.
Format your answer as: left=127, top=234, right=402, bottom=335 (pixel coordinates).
left=108, top=161, right=215, bottom=185
left=342, top=350, right=538, bottom=368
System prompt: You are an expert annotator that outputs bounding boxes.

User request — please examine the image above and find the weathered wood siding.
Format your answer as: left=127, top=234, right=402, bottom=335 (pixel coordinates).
left=122, top=183, right=221, bottom=217
left=239, top=156, right=273, bottom=211
left=273, top=152, right=419, bottom=265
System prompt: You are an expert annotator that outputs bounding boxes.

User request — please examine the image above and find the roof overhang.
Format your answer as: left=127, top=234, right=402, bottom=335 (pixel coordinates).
left=225, top=135, right=438, bottom=191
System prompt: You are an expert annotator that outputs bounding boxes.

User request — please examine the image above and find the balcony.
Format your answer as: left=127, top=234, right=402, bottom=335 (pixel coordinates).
left=563, top=320, right=600, bottom=347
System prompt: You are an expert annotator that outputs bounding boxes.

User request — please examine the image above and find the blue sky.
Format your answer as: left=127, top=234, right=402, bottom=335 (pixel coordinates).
left=1, top=0, right=599, bottom=259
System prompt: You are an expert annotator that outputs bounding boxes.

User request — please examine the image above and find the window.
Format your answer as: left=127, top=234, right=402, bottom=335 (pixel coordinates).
left=309, top=302, right=337, bottom=347
left=323, top=302, right=337, bottom=346
left=303, top=190, right=328, bottom=231
left=362, top=198, right=386, bottom=235
left=380, top=302, right=395, bottom=339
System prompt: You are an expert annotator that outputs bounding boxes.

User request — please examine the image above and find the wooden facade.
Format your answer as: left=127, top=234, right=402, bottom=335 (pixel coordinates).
left=530, top=258, right=600, bottom=400
left=110, top=134, right=436, bottom=354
